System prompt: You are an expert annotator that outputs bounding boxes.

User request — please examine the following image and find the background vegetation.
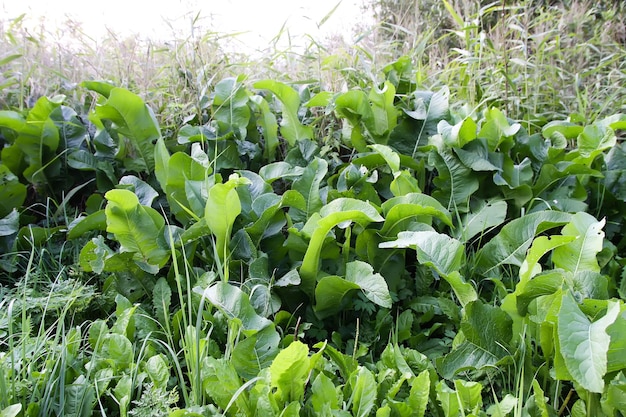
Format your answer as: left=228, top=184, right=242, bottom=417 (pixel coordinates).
left=1, top=0, right=626, bottom=416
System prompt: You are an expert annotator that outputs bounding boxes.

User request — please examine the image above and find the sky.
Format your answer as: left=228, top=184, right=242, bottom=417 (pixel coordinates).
left=1, top=0, right=370, bottom=52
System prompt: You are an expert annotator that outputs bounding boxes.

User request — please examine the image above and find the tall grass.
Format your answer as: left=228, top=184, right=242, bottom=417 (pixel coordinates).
left=363, top=0, right=626, bottom=124
left=4, top=0, right=623, bottom=129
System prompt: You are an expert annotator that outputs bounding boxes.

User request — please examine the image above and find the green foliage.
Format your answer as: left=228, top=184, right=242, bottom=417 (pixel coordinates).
left=2, top=34, right=626, bottom=416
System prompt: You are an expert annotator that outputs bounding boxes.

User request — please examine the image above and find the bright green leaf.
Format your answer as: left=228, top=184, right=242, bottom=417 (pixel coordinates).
left=552, top=212, right=605, bottom=274
left=253, top=80, right=313, bottom=144
left=270, top=341, right=310, bottom=404
left=104, top=189, right=169, bottom=271
left=558, top=294, right=620, bottom=393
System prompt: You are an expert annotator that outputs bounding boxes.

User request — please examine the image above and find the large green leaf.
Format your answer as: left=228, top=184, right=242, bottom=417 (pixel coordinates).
left=232, top=325, right=280, bottom=380
left=601, top=372, right=626, bottom=415
left=478, top=107, right=521, bottom=151
left=253, top=80, right=313, bottom=144
left=428, top=143, right=479, bottom=213
left=380, top=231, right=463, bottom=277
left=212, top=76, right=251, bottom=139
left=380, top=231, right=476, bottom=306
left=439, top=117, right=478, bottom=148
left=407, top=370, right=430, bottom=417
left=349, top=367, right=377, bottom=417
left=0, top=404, right=22, bottom=417
left=517, top=235, right=577, bottom=291
left=152, top=277, right=171, bottom=326
left=309, top=373, right=341, bottom=414
left=606, top=309, right=626, bottom=373
left=475, top=210, right=572, bottom=275
left=85, top=85, right=161, bottom=173
left=251, top=95, right=279, bottom=161
left=403, top=87, right=450, bottom=158
left=436, top=380, right=482, bottom=417
left=291, top=157, right=328, bottom=220
left=0, top=97, right=62, bottom=185
left=369, top=144, right=401, bottom=173
left=552, top=212, right=605, bottom=274
left=453, top=199, right=507, bottom=243
left=346, top=261, right=392, bottom=308
left=577, top=123, right=616, bottom=160
left=557, top=294, right=620, bottom=393
left=205, top=174, right=251, bottom=261
left=604, top=142, right=626, bottom=201
left=438, top=301, right=513, bottom=378
left=195, top=282, right=271, bottom=335
left=314, top=261, right=392, bottom=318
left=493, top=156, right=534, bottom=207
left=63, top=375, right=96, bottom=417
left=532, top=161, right=600, bottom=198
left=380, top=193, right=452, bottom=236
left=315, top=276, right=361, bottom=319
left=104, top=189, right=169, bottom=271
left=0, top=164, right=27, bottom=218
left=166, top=150, right=210, bottom=223
left=299, top=198, right=383, bottom=295
left=270, top=341, right=310, bottom=404
left=201, top=357, right=249, bottom=414
left=335, top=90, right=370, bottom=152
left=542, top=121, right=583, bottom=140
left=364, top=81, right=398, bottom=141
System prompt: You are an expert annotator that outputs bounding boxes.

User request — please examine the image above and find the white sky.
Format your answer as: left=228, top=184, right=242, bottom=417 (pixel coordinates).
left=1, top=0, right=370, bottom=52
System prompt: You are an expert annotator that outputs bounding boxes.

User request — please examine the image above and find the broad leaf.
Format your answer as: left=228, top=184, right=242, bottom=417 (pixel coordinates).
left=253, top=80, right=313, bottom=144
left=310, top=373, right=341, bottom=414
left=315, top=276, right=361, bottom=319
left=68, top=210, right=107, bottom=239
left=300, top=198, right=383, bottom=295
left=517, top=235, right=576, bottom=291
left=381, top=193, right=452, bottom=236
left=291, top=157, right=328, bottom=220
left=604, top=142, right=626, bottom=202
left=212, top=76, right=251, bottom=139
left=380, top=231, right=476, bottom=306
left=270, top=341, right=310, bottom=403
left=558, top=294, right=620, bottom=393
left=205, top=174, right=251, bottom=261
left=438, top=301, right=513, bottom=378
left=232, top=325, right=280, bottom=380
left=478, top=107, right=521, bottom=151
left=194, top=282, right=271, bottom=335
left=552, top=212, right=605, bottom=274
left=152, top=277, right=171, bottom=326
left=166, top=151, right=210, bottom=223
left=380, top=231, right=463, bottom=277
left=251, top=95, right=279, bottom=161
left=350, top=367, right=377, bottom=417
left=0, top=97, right=62, bottom=185
left=145, top=355, right=169, bottom=390
left=85, top=85, right=161, bottom=173
left=201, top=357, right=247, bottom=414
left=118, top=175, right=158, bottom=206
left=0, top=164, right=26, bottom=218
left=429, top=143, right=479, bottom=213
left=315, top=261, right=392, bottom=318
left=407, top=370, right=430, bottom=417
left=453, top=199, right=507, bottom=243
left=364, top=81, right=398, bottom=141
left=436, top=380, right=482, bottom=417
left=475, top=210, right=572, bottom=274
left=104, top=189, right=169, bottom=271
left=346, top=261, right=392, bottom=308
